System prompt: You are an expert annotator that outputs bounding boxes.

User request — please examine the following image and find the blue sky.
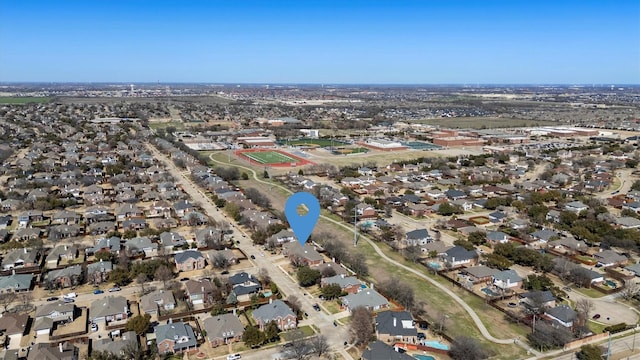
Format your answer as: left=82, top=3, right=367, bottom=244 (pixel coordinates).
left=1, top=1, right=638, bottom=84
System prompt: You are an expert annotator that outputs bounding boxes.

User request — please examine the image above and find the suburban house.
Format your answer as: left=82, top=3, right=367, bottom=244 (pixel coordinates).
left=203, top=313, right=244, bottom=347
left=341, top=289, right=390, bottom=312
left=204, top=249, right=238, bottom=266
left=45, top=245, right=80, bottom=268
left=594, top=250, right=628, bottom=267
left=90, top=296, right=129, bottom=324
left=564, top=201, right=588, bottom=213
left=463, top=266, right=499, bottom=284
left=1, top=248, right=40, bottom=271
left=34, top=301, right=76, bottom=336
left=267, top=229, right=297, bottom=245
left=530, top=229, right=560, bottom=243
left=27, top=343, right=78, bottom=360
left=282, top=242, right=324, bottom=266
left=155, top=321, right=198, bottom=354
left=229, top=272, right=262, bottom=301
left=442, top=246, right=478, bottom=268
left=375, top=311, right=417, bottom=343
left=321, top=274, right=362, bottom=294
left=519, top=291, right=556, bottom=311
left=405, top=229, right=431, bottom=246
left=92, top=330, right=138, bottom=358
left=0, top=274, right=33, bottom=293
left=45, top=265, right=83, bottom=288
left=362, top=341, right=415, bottom=360
left=492, top=269, right=524, bottom=291
left=486, top=231, right=509, bottom=244
left=124, top=236, right=157, bottom=258
left=544, top=304, right=578, bottom=328
left=185, top=279, right=215, bottom=305
left=174, top=250, right=206, bottom=272
left=87, top=260, right=113, bottom=284
left=614, top=216, right=640, bottom=229
left=252, top=299, right=297, bottom=331
left=140, top=290, right=176, bottom=315
left=160, top=231, right=187, bottom=249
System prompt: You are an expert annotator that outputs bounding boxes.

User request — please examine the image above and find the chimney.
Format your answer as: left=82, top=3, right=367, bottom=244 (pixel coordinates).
left=59, top=343, right=63, bottom=353
left=64, top=245, right=68, bottom=251
left=233, top=308, right=236, bottom=316
left=168, top=318, right=173, bottom=324
left=370, top=283, right=374, bottom=290
left=269, top=298, right=273, bottom=304
left=393, top=317, right=397, bottom=327
left=201, top=286, right=204, bottom=293
left=340, top=274, right=345, bottom=278
left=23, top=247, right=27, bottom=254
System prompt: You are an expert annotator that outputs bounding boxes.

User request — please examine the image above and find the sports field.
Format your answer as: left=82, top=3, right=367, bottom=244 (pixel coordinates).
left=235, top=149, right=314, bottom=167
left=282, top=138, right=348, bottom=147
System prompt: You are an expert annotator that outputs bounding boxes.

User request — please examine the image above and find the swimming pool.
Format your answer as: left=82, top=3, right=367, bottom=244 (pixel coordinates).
left=423, top=340, right=449, bottom=350
left=606, top=280, right=617, bottom=288
left=414, top=355, right=435, bottom=360
left=427, top=262, right=441, bottom=269
left=481, top=287, right=499, bottom=297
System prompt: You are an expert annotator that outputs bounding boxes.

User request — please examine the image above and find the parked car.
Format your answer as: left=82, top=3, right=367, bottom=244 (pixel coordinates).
left=94, top=289, right=104, bottom=295
left=417, top=332, right=426, bottom=340
left=313, top=304, right=321, bottom=311
left=63, top=292, right=77, bottom=299
left=108, top=287, right=121, bottom=292
left=180, top=278, right=189, bottom=281
left=46, top=297, right=59, bottom=302
left=63, top=298, right=74, bottom=303
left=91, top=323, right=98, bottom=332
left=592, top=314, right=601, bottom=319
left=250, top=255, right=256, bottom=259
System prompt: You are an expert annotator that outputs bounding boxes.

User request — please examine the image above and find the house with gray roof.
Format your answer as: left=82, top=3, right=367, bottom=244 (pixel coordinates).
left=520, top=291, right=556, bottom=310
left=594, top=250, right=628, bottom=267
left=229, top=272, right=262, bottom=300
left=544, top=304, right=577, bottom=328
left=362, top=340, right=414, bottom=360
left=27, top=343, right=78, bottom=360
left=45, top=245, right=80, bottom=268
left=464, top=266, right=499, bottom=283
left=626, top=263, right=640, bottom=277
left=252, top=299, right=297, bottom=331
left=565, top=201, right=588, bottom=213
left=375, top=311, right=417, bottom=343
left=492, top=269, right=524, bottom=290
left=267, top=229, right=296, bottom=245
left=1, top=248, right=40, bottom=271
left=155, top=321, right=198, bottom=354
left=35, top=301, right=76, bottom=336
left=405, top=229, right=431, bottom=246
left=46, top=265, right=83, bottom=288
left=13, top=228, right=41, bottom=241
left=443, top=246, right=478, bottom=267
left=87, top=260, right=113, bottom=284
left=486, top=231, right=509, bottom=244
left=530, top=229, right=560, bottom=243
left=282, top=242, right=323, bottom=266
left=90, top=296, right=129, bottom=323
left=321, top=274, right=361, bottom=294
left=92, top=330, right=138, bottom=358
left=124, top=236, right=157, bottom=258
left=185, top=279, right=215, bottom=305
left=203, top=313, right=244, bottom=347
left=86, top=236, right=121, bottom=255
left=140, top=289, right=176, bottom=315
left=341, top=289, right=390, bottom=312
left=614, top=216, right=640, bottom=229
left=160, top=231, right=187, bottom=249
left=174, top=250, right=205, bottom=272
left=0, top=274, right=33, bottom=293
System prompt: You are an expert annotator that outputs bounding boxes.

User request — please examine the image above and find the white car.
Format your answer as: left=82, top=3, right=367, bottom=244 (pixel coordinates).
left=63, top=292, right=77, bottom=299
left=108, top=287, right=121, bottom=292
left=91, top=323, right=98, bottom=332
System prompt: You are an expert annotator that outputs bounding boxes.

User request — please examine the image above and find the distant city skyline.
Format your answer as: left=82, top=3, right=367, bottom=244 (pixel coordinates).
left=1, top=1, right=638, bottom=84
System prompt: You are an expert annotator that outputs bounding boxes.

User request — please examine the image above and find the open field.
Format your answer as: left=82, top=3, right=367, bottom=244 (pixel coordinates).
left=332, top=147, right=369, bottom=155
left=0, top=96, right=51, bottom=104
left=55, top=95, right=232, bottom=105
left=410, top=116, right=558, bottom=129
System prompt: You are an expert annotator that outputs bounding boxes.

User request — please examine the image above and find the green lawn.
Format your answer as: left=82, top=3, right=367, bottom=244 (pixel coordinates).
left=0, top=96, right=50, bottom=104
left=574, top=287, right=605, bottom=298
left=283, top=325, right=316, bottom=340
left=243, top=151, right=298, bottom=165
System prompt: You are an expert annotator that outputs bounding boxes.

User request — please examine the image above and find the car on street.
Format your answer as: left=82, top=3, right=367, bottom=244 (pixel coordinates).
left=250, top=255, right=256, bottom=259
left=91, top=323, right=98, bottom=332
left=108, top=287, right=121, bottom=292
left=46, top=297, right=59, bottom=302
left=63, top=298, right=74, bottom=303
left=592, top=314, right=601, bottom=319
left=180, top=278, right=189, bottom=281
left=562, top=286, right=571, bottom=292
left=94, top=289, right=104, bottom=294
left=313, top=303, right=320, bottom=311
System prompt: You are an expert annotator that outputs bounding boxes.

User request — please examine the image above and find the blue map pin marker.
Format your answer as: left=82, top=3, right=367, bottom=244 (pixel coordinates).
left=285, top=192, right=320, bottom=245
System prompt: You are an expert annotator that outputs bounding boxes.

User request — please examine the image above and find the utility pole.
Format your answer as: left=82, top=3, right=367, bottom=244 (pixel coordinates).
left=353, top=204, right=358, bottom=247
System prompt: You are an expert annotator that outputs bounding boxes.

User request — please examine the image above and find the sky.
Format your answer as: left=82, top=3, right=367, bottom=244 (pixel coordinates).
left=1, top=1, right=639, bottom=84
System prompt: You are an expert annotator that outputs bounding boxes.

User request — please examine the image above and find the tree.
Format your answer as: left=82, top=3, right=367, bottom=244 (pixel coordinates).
left=135, top=273, right=148, bottom=293
left=468, top=231, right=486, bottom=246
left=95, top=250, right=114, bottom=262
left=402, top=244, right=422, bottom=263
left=243, top=325, right=265, bottom=348
left=297, top=266, right=321, bottom=287
left=264, top=320, right=280, bottom=343
left=0, top=292, right=16, bottom=312
left=621, top=280, right=640, bottom=300
left=310, top=334, right=330, bottom=357
left=241, top=172, right=249, bottom=180
left=347, top=253, right=369, bottom=277
left=258, top=267, right=271, bottom=285
left=527, top=322, right=573, bottom=351
left=485, top=253, right=513, bottom=270
left=576, top=344, right=603, bottom=360
left=154, top=265, right=173, bottom=289
left=320, top=283, right=343, bottom=300
left=287, top=295, right=302, bottom=316
left=575, top=299, right=594, bottom=325
left=109, top=267, right=131, bottom=286
left=125, top=314, right=151, bottom=335
left=379, top=280, right=415, bottom=311
left=285, top=329, right=313, bottom=360
left=211, top=252, right=230, bottom=270
left=349, top=307, right=374, bottom=345
left=449, top=336, right=489, bottom=360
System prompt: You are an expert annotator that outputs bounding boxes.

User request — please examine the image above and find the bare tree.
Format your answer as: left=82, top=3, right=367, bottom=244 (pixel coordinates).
left=18, top=292, right=33, bottom=312
left=211, top=252, right=230, bottom=270
left=287, top=295, right=302, bottom=315
left=258, top=267, right=271, bottom=285
left=310, top=334, right=330, bottom=357
left=575, top=298, right=594, bottom=325
left=135, top=273, right=148, bottom=293
left=449, top=336, right=489, bottom=360
left=0, top=292, right=16, bottom=312
left=349, top=307, right=374, bottom=345
left=285, top=329, right=313, bottom=360
left=621, top=280, right=639, bottom=300
left=154, top=265, right=173, bottom=289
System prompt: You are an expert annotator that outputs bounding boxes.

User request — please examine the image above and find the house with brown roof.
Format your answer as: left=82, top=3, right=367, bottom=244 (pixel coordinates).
left=282, top=242, right=323, bottom=267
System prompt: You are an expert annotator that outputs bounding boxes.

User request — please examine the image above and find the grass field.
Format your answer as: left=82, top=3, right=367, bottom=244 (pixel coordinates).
left=333, top=147, right=369, bottom=154
left=243, top=151, right=299, bottom=165
left=282, top=138, right=348, bottom=147
left=0, top=97, right=51, bottom=104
